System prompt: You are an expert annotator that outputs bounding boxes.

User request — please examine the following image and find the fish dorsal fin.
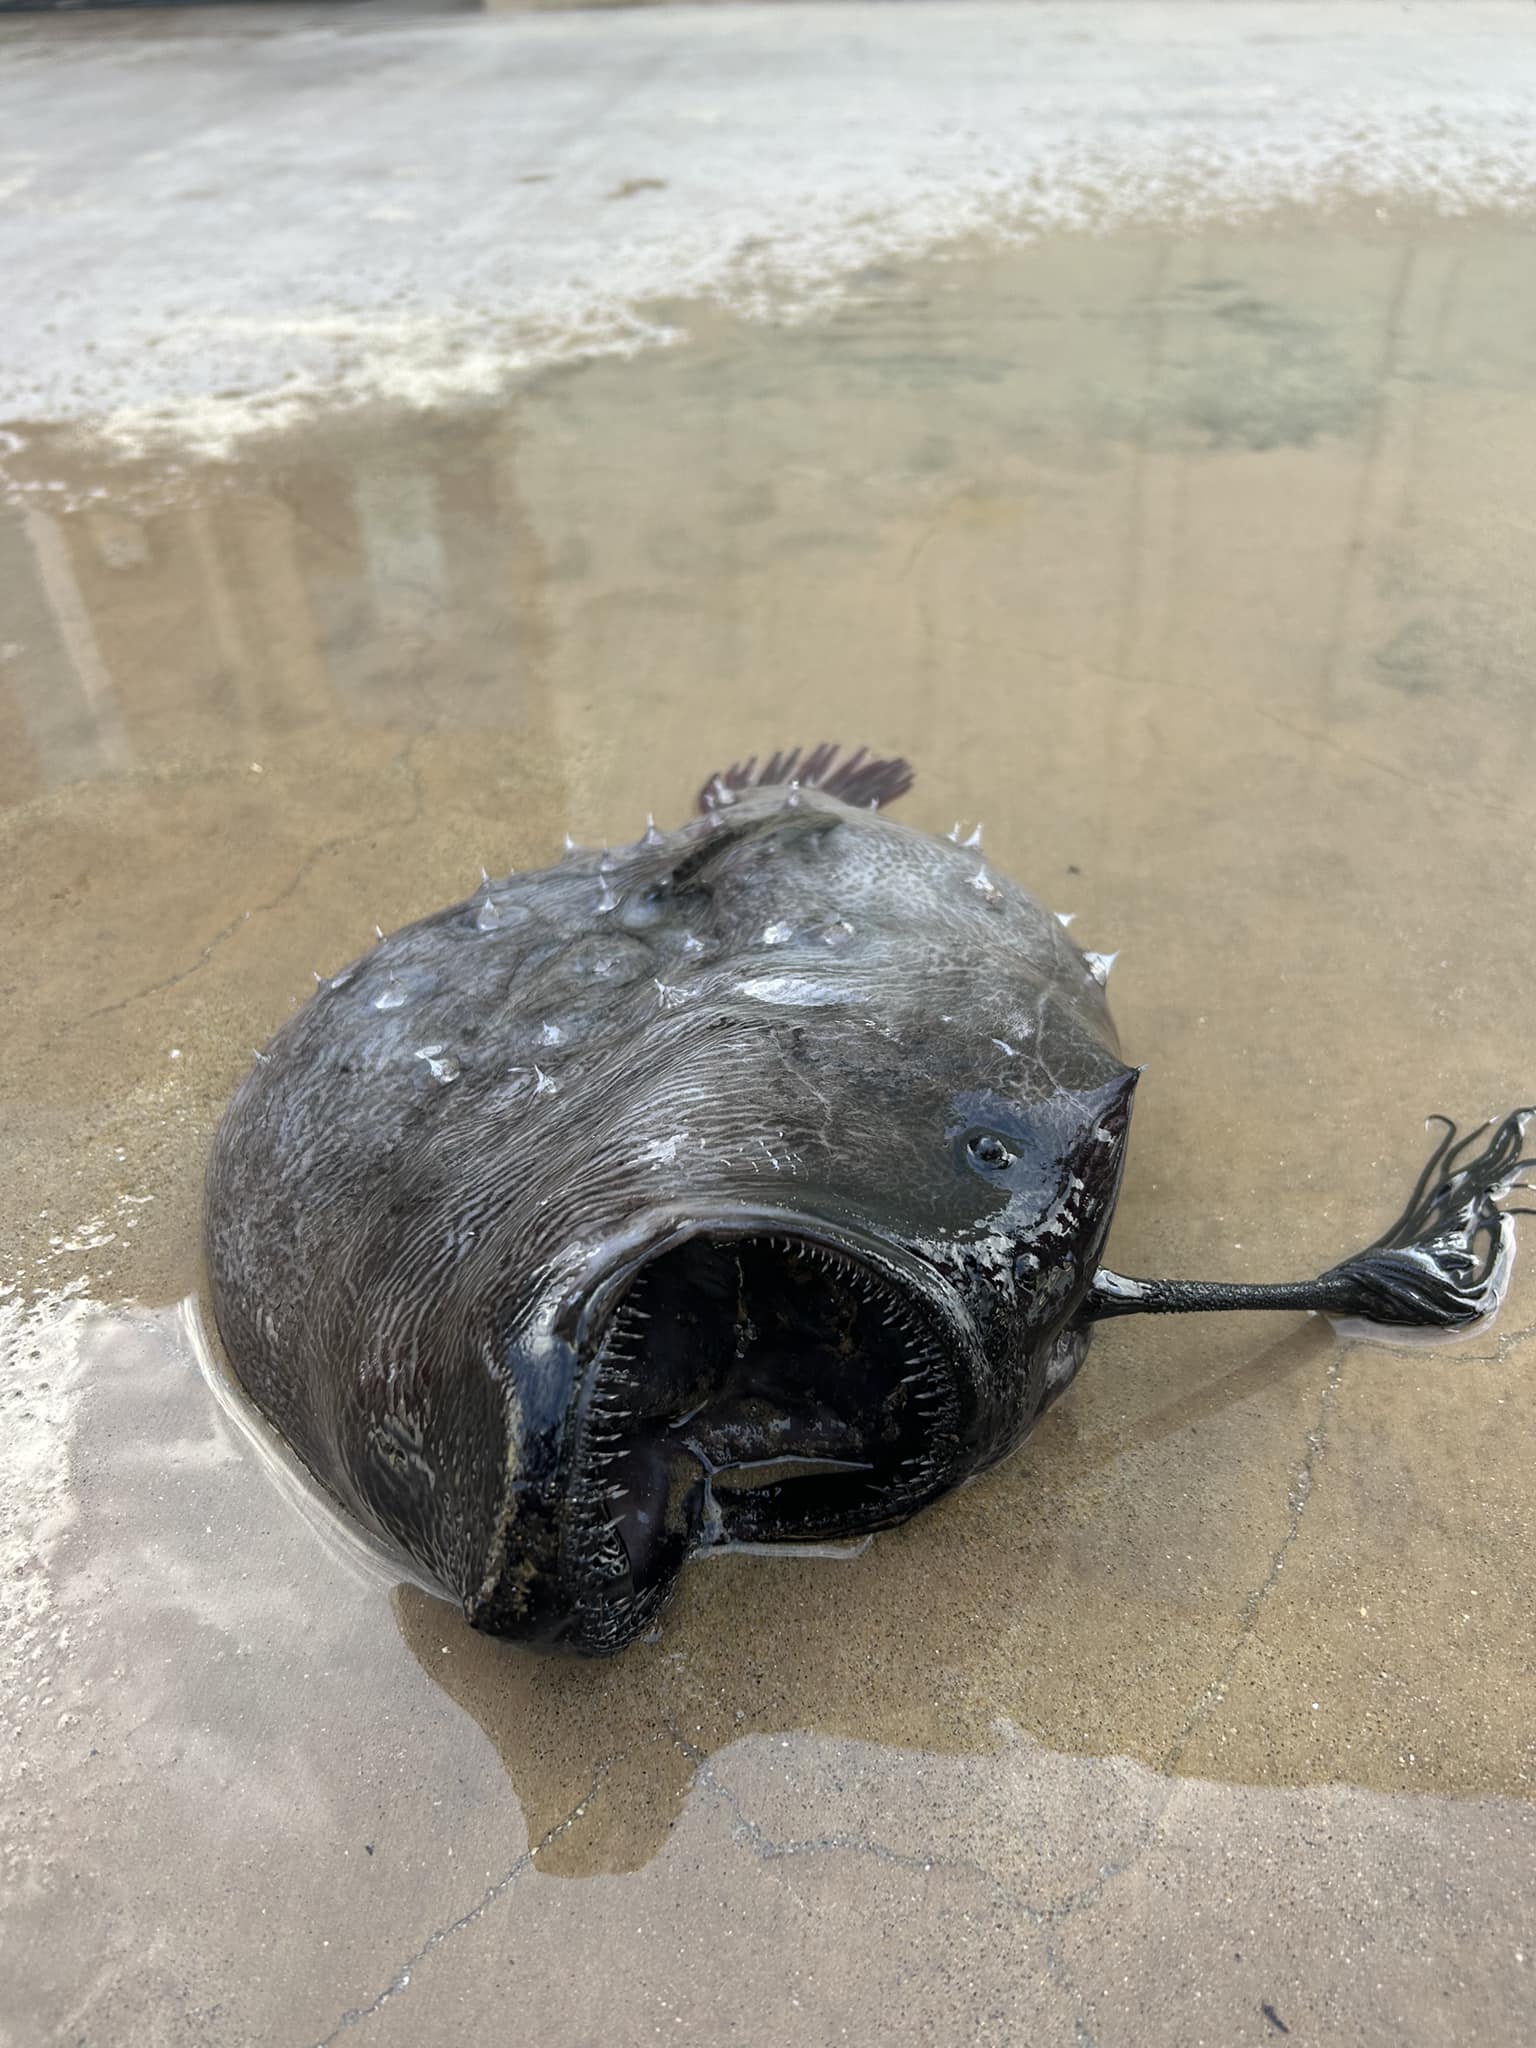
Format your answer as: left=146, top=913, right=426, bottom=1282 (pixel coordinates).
left=697, top=744, right=914, bottom=816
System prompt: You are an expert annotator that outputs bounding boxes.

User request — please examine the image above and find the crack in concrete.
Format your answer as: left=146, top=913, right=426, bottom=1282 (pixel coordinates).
left=309, top=1761, right=608, bottom=2048
left=314, top=1313, right=1521, bottom=2048
left=676, top=1734, right=1102, bottom=2043
left=675, top=1731, right=1010, bottom=1896
left=987, top=1344, right=1351, bottom=1945
left=1428, top=1314, right=1536, bottom=1368
left=1161, top=1343, right=1345, bottom=1775
left=1010, top=1307, right=1532, bottom=1940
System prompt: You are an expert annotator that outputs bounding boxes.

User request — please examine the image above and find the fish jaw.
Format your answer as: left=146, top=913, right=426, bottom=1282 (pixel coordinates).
left=467, top=1206, right=985, bottom=1654
left=464, top=1062, right=1141, bottom=1656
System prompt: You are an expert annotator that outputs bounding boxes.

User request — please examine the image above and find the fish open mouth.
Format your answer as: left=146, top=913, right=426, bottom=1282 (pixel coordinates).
left=561, top=1227, right=968, bottom=1651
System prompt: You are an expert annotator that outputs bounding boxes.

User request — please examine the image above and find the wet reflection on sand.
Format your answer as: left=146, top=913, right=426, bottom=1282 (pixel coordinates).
left=4, top=220, right=1534, bottom=2043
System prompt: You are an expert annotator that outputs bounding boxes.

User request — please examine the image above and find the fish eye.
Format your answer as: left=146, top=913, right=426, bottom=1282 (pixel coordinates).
left=967, top=1131, right=1015, bottom=1170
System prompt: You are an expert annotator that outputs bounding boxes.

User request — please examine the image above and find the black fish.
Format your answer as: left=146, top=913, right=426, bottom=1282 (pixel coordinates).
left=203, top=747, right=1533, bottom=1652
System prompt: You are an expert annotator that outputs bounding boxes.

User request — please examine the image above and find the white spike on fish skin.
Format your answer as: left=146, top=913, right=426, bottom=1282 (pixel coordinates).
left=962, top=824, right=984, bottom=850
left=414, top=1045, right=460, bottom=1085
left=1055, top=911, right=1076, bottom=927
left=1084, top=950, right=1118, bottom=986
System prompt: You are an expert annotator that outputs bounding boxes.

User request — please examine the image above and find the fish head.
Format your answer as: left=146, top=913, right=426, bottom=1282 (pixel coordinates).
left=471, top=981, right=1138, bottom=1654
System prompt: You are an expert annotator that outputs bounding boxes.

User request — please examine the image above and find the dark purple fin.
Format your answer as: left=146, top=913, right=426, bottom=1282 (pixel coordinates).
left=696, top=744, right=914, bottom=815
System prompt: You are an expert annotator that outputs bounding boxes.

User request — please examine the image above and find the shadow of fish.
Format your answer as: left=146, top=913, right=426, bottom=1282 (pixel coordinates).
left=204, top=746, right=1533, bottom=1652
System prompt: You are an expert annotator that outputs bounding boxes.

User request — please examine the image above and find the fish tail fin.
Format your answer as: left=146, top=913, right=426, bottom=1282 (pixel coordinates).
left=697, top=744, right=914, bottom=815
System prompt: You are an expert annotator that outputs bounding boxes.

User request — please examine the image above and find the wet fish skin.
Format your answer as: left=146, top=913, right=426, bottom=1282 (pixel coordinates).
left=204, top=750, right=1136, bottom=1651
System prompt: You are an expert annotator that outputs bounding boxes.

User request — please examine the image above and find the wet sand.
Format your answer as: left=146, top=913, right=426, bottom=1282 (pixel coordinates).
left=4, top=149, right=1535, bottom=2048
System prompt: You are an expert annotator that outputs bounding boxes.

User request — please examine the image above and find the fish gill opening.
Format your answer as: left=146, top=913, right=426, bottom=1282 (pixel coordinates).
left=562, top=1233, right=961, bottom=1650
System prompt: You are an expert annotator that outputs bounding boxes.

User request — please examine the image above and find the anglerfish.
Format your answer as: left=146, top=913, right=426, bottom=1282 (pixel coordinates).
left=204, top=746, right=1532, bottom=1652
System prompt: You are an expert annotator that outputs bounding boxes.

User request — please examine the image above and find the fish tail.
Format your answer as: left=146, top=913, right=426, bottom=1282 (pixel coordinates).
left=697, top=744, right=914, bottom=814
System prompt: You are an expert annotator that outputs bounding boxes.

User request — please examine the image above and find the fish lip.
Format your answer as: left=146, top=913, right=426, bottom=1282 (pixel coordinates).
left=555, top=1201, right=981, bottom=1372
